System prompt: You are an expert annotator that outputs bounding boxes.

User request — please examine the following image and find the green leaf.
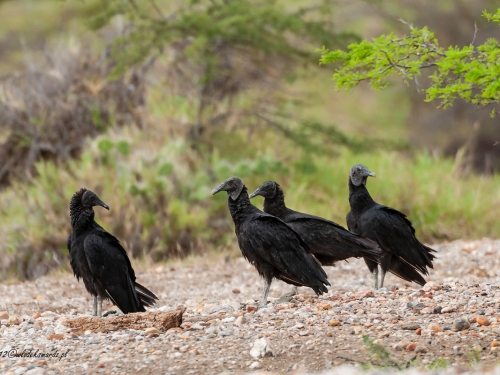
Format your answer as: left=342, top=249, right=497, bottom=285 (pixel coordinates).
left=98, top=139, right=114, bottom=152
left=116, top=141, right=131, bottom=156
left=158, top=162, right=174, bottom=176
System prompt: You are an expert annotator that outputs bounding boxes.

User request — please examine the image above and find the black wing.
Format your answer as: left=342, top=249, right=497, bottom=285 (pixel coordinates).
left=389, top=257, right=427, bottom=286
left=67, top=232, right=81, bottom=280
left=239, top=214, right=329, bottom=294
left=359, top=206, right=436, bottom=274
left=92, top=228, right=158, bottom=307
left=284, top=212, right=381, bottom=265
left=83, top=230, right=158, bottom=313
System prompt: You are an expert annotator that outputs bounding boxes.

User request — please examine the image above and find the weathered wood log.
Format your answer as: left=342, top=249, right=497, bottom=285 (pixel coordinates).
left=64, top=307, right=185, bottom=335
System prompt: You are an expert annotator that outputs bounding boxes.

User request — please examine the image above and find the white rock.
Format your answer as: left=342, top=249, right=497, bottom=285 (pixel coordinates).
left=249, top=361, right=262, bottom=369
left=249, top=338, right=274, bottom=358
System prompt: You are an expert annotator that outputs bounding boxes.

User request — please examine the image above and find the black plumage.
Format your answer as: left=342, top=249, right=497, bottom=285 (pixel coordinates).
left=212, top=177, right=330, bottom=306
left=249, top=181, right=382, bottom=266
left=346, top=164, right=436, bottom=289
left=67, top=188, right=158, bottom=316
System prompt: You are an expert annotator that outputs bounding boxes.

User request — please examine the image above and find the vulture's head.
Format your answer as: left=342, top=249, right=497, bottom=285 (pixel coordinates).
left=249, top=181, right=277, bottom=199
left=350, top=164, right=376, bottom=186
left=211, top=177, right=245, bottom=200
left=79, top=189, right=110, bottom=210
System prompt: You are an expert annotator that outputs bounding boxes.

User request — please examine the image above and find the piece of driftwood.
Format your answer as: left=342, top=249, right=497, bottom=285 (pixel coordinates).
left=64, top=307, right=185, bottom=335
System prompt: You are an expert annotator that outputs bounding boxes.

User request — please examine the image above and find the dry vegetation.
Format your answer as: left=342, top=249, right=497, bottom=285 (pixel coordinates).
left=0, top=44, right=149, bottom=187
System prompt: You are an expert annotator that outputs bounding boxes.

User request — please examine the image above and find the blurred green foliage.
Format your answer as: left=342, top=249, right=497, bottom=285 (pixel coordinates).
left=320, top=7, right=500, bottom=112
left=81, top=0, right=369, bottom=153
left=86, top=0, right=357, bottom=78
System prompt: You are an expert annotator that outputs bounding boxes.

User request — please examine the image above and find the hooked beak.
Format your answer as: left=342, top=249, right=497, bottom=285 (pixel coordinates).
left=97, top=199, right=110, bottom=210
left=248, top=187, right=262, bottom=199
left=367, top=170, right=376, bottom=178
left=211, top=183, right=226, bottom=196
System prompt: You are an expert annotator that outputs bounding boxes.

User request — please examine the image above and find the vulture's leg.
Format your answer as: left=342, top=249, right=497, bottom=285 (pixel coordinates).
left=92, top=296, right=98, bottom=316
left=379, top=269, right=387, bottom=289
left=97, top=296, right=103, bottom=317
left=364, top=258, right=379, bottom=290
left=378, top=253, right=392, bottom=290
left=259, top=279, right=271, bottom=307
left=373, top=267, right=379, bottom=290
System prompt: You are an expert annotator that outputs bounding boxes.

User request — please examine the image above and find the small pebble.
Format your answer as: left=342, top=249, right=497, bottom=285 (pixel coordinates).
left=401, top=323, right=420, bottom=330
left=406, top=343, right=417, bottom=351
left=428, top=323, right=442, bottom=332
left=477, top=316, right=490, bottom=326
left=452, top=319, right=470, bottom=332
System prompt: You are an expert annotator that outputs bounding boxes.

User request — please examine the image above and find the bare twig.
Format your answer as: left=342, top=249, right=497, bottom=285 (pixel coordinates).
left=149, top=0, right=165, bottom=19
left=471, top=21, right=478, bottom=46
left=398, top=18, right=414, bottom=30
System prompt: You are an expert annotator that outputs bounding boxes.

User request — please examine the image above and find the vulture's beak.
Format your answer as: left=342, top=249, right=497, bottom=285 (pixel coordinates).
left=248, top=187, right=262, bottom=199
left=211, top=183, right=226, bottom=196
left=97, top=200, right=110, bottom=210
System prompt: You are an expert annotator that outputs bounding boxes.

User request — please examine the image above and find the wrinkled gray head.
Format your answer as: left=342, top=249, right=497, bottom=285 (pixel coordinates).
left=249, top=181, right=277, bottom=199
left=211, top=177, right=245, bottom=200
left=81, top=190, right=110, bottom=210
left=350, top=164, right=376, bottom=186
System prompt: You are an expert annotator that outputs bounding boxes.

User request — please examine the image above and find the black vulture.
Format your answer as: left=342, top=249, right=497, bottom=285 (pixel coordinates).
left=67, top=188, right=158, bottom=316
left=249, top=180, right=382, bottom=266
left=212, top=177, right=330, bottom=306
left=346, top=164, right=436, bottom=289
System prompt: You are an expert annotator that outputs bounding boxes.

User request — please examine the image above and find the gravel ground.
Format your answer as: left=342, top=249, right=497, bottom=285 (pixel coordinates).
left=1, top=239, right=500, bottom=375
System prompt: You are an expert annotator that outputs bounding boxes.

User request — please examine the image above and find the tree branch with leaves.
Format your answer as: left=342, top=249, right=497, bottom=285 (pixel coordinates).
left=319, top=8, right=500, bottom=115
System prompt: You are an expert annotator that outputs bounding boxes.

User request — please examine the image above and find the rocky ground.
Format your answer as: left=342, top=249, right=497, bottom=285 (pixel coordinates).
left=1, top=239, right=500, bottom=375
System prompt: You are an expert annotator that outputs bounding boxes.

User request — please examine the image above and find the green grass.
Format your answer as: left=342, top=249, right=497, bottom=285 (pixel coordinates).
left=428, top=358, right=450, bottom=370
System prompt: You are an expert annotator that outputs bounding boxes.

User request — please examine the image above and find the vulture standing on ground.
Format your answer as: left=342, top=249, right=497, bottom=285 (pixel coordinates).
left=67, top=188, right=158, bottom=316
left=346, top=164, right=436, bottom=289
left=212, top=177, right=330, bottom=306
left=250, top=180, right=382, bottom=296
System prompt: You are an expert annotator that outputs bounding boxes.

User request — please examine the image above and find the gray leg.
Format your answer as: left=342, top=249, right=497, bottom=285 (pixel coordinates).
left=259, top=279, right=271, bottom=307
left=373, top=267, right=379, bottom=290
left=97, top=296, right=103, bottom=317
left=92, top=296, right=98, bottom=316
left=379, top=269, right=386, bottom=289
